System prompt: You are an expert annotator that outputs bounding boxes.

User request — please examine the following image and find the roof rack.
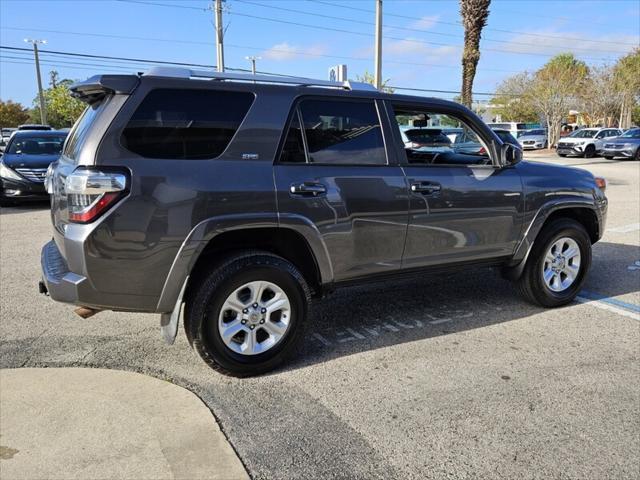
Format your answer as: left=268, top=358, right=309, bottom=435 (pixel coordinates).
left=143, top=66, right=378, bottom=92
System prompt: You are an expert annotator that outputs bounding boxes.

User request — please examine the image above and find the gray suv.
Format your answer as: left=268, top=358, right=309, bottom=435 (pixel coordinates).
left=40, top=68, right=608, bottom=376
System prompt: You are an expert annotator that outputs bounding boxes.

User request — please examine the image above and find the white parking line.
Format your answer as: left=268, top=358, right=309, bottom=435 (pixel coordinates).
left=607, top=223, right=640, bottom=233
left=575, top=296, right=640, bottom=321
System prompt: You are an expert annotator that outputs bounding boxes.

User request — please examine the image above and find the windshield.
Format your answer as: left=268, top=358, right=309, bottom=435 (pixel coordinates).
left=7, top=135, right=67, bottom=155
left=404, top=129, right=451, bottom=145
left=620, top=128, right=640, bottom=139
left=570, top=129, right=597, bottom=138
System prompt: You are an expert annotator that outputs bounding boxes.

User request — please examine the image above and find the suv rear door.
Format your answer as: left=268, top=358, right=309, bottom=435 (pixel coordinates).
left=274, top=96, right=408, bottom=282
left=385, top=101, right=524, bottom=268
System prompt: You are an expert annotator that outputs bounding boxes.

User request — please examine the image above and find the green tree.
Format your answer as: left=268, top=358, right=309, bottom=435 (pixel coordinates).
left=490, top=72, right=538, bottom=123
left=355, top=71, right=394, bottom=93
left=30, top=76, right=85, bottom=128
left=0, top=100, right=31, bottom=127
left=613, top=48, right=640, bottom=129
left=529, top=53, right=588, bottom=147
left=460, top=0, right=491, bottom=108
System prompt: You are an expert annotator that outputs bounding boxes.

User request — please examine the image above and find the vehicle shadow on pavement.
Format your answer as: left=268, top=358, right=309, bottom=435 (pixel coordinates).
left=285, top=241, right=639, bottom=373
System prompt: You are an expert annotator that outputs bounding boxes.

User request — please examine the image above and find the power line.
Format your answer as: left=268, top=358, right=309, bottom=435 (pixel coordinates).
left=226, top=10, right=619, bottom=62
left=307, top=0, right=640, bottom=47
left=234, top=0, right=633, bottom=55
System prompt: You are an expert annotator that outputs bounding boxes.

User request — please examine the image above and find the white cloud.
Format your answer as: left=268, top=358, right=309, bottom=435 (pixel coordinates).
left=410, top=15, right=440, bottom=31
left=384, top=38, right=459, bottom=61
left=499, top=30, right=639, bottom=59
left=262, top=42, right=328, bottom=61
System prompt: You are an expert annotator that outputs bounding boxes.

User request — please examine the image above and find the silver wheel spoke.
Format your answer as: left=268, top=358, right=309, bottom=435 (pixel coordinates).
left=218, top=280, right=292, bottom=356
left=541, top=237, right=582, bottom=293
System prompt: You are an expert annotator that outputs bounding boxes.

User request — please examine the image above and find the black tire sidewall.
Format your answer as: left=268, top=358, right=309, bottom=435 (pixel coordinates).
left=527, top=220, right=592, bottom=306
left=584, top=145, right=595, bottom=158
left=189, top=254, right=309, bottom=376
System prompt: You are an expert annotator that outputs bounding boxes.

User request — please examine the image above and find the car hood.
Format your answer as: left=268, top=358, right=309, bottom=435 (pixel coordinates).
left=559, top=136, right=595, bottom=144
left=519, top=135, right=546, bottom=142
left=1, top=153, right=60, bottom=169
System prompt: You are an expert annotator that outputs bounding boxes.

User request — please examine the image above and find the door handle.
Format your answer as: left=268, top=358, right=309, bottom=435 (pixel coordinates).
left=290, top=182, right=327, bottom=196
left=410, top=182, right=441, bottom=194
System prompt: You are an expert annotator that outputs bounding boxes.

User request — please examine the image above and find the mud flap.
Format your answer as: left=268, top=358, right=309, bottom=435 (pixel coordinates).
left=160, top=276, right=188, bottom=345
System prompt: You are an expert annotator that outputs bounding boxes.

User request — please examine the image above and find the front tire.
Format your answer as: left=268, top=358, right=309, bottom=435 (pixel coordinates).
left=604, top=156, right=614, bottom=160
left=584, top=145, right=596, bottom=158
left=184, top=251, right=311, bottom=376
left=516, top=219, right=592, bottom=307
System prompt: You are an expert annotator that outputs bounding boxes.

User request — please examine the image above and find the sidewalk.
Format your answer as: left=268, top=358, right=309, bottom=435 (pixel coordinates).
left=0, top=368, right=248, bottom=480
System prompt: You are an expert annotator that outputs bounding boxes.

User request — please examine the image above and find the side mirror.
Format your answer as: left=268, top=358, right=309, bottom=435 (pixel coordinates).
left=501, top=143, right=522, bottom=166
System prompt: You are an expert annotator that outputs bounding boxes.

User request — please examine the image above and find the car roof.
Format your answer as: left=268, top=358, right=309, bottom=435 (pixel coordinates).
left=10, top=130, right=68, bottom=137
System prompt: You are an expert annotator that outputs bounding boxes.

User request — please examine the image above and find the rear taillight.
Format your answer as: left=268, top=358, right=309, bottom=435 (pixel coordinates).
left=65, top=169, right=128, bottom=223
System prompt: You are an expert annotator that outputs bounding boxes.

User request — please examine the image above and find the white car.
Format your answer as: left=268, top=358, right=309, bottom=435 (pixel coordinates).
left=556, top=127, right=622, bottom=158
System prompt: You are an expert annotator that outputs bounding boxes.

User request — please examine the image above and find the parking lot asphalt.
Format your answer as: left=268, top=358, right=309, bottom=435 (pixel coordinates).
left=1, top=154, right=638, bottom=479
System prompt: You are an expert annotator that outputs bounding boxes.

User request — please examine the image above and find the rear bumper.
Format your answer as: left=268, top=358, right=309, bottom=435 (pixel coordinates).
left=40, top=239, right=157, bottom=312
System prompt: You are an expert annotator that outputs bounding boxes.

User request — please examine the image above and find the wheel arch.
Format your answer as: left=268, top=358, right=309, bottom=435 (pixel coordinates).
left=503, top=202, right=601, bottom=280
left=156, top=215, right=332, bottom=313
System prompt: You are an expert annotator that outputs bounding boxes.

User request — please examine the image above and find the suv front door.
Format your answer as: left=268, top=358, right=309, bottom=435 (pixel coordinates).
left=386, top=102, right=524, bottom=268
left=274, top=97, right=408, bottom=282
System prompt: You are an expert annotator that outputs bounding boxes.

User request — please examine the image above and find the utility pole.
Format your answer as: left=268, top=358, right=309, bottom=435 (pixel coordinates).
left=25, top=38, right=47, bottom=125
left=374, top=0, right=382, bottom=90
left=214, top=0, right=225, bottom=72
left=245, top=56, right=261, bottom=75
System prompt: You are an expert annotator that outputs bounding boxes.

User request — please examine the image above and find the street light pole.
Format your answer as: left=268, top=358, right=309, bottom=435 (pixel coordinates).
left=25, top=38, right=47, bottom=125
left=374, top=0, right=382, bottom=90
left=214, top=0, right=225, bottom=72
left=245, top=56, right=261, bottom=75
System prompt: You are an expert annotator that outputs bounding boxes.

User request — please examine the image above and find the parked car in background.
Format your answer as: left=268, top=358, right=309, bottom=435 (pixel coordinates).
left=518, top=129, right=548, bottom=150
left=556, top=127, right=622, bottom=158
left=487, top=122, right=529, bottom=139
left=453, top=128, right=520, bottom=155
left=0, top=130, right=67, bottom=205
left=0, top=127, right=17, bottom=152
left=17, top=124, right=53, bottom=131
left=602, top=128, right=640, bottom=160
left=400, top=127, right=453, bottom=151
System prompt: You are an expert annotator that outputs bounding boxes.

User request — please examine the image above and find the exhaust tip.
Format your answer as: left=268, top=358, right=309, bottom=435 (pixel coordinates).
left=74, top=306, right=101, bottom=319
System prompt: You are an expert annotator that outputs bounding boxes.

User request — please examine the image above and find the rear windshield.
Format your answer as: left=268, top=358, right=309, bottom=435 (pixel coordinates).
left=63, top=100, right=107, bottom=162
left=121, top=89, right=255, bottom=160
left=404, top=129, right=451, bottom=145
left=7, top=135, right=67, bottom=154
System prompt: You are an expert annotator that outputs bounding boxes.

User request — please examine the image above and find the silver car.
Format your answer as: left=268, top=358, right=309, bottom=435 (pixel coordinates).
left=518, top=129, right=548, bottom=150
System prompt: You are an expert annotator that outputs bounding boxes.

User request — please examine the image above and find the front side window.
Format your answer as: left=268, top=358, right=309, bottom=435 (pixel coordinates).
left=392, top=105, right=493, bottom=166
left=122, top=89, right=254, bottom=160
left=297, top=99, right=386, bottom=165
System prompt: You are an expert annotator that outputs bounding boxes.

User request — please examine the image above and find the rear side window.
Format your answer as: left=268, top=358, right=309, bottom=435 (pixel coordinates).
left=64, top=101, right=105, bottom=162
left=297, top=99, right=386, bottom=165
left=122, top=89, right=254, bottom=160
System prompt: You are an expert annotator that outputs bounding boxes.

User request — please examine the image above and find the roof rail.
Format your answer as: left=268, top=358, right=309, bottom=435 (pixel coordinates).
left=143, top=67, right=378, bottom=92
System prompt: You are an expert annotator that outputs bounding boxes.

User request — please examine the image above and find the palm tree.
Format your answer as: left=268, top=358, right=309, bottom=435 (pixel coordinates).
left=460, top=0, right=491, bottom=108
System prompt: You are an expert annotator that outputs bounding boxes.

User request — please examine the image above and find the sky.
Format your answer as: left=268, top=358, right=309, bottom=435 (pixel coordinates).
left=1, top=0, right=639, bottom=106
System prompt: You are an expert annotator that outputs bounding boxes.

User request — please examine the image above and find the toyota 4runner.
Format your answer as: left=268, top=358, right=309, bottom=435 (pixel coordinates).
left=40, top=68, right=608, bottom=376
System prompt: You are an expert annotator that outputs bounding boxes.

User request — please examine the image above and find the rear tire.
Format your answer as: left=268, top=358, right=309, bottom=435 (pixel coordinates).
left=516, top=219, right=592, bottom=307
left=184, top=251, right=310, bottom=377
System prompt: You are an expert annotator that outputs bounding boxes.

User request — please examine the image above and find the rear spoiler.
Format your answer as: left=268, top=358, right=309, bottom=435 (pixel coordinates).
left=70, top=75, right=140, bottom=104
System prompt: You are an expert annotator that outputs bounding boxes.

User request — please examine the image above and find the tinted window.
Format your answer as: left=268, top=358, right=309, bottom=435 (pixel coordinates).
left=279, top=110, right=306, bottom=163
left=298, top=99, right=386, bottom=165
left=7, top=135, right=67, bottom=155
left=404, top=129, right=451, bottom=145
left=122, top=89, right=254, bottom=160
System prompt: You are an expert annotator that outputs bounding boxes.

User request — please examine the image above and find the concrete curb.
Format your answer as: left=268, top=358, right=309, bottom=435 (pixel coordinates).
left=0, top=368, right=249, bottom=480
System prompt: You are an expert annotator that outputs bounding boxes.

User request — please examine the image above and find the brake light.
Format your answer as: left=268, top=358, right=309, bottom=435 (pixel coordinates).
left=65, top=169, right=128, bottom=223
left=595, top=177, right=606, bottom=192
